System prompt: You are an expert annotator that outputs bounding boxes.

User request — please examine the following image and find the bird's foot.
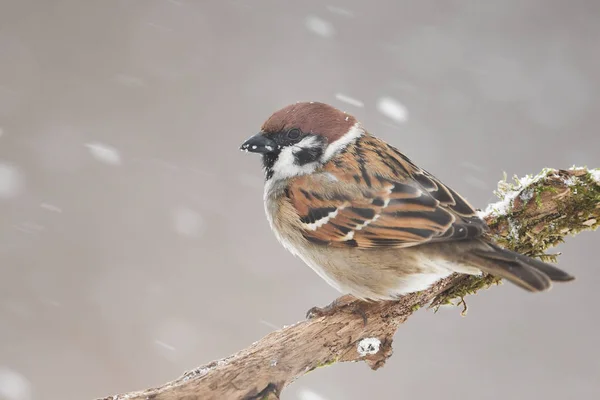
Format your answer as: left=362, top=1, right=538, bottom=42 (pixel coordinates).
left=306, top=294, right=368, bottom=326
left=306, top=294, right=356, bottom=319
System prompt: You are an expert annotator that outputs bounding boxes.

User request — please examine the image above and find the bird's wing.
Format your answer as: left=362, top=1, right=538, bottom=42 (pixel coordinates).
left=286, top=134, right=488, bottom=248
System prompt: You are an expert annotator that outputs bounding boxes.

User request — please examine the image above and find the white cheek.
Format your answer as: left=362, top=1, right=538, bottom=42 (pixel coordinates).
left=270, top=144, right=319, bottom=181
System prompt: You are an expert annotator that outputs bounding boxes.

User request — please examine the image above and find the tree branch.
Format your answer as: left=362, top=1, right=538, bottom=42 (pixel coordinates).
left=98, top=167, right=600, bottom=400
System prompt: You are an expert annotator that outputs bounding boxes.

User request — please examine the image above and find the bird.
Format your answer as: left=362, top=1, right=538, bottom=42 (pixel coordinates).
left=240, top=101, right=574, bottom=302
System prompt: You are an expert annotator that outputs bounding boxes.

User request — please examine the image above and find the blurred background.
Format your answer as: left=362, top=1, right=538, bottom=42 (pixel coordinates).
left=1, top=0, right=599, bottom=399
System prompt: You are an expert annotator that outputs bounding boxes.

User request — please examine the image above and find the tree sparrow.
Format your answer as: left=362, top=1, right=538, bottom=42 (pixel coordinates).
left=240, top=102, right=574, bottom=301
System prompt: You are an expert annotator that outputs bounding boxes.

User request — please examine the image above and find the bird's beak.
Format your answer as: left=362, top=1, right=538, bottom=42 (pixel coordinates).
left=240, top=133, right=277, bottom=154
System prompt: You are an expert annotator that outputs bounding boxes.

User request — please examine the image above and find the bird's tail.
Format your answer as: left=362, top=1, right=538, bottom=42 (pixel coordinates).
left=464, top=241, right=575, bottom=291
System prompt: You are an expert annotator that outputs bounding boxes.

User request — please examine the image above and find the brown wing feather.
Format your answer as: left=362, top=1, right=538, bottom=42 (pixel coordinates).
left=286, top=134, right=488, bottom=248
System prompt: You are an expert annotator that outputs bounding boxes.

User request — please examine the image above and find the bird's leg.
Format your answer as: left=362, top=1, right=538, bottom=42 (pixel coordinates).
left=306, top=294, right=368, bottom=325
left=306, top=294, right=356, bottom=319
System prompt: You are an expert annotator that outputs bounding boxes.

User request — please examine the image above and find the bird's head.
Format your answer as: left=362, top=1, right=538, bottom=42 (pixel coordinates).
left=240, top=102, right=364, bottom=181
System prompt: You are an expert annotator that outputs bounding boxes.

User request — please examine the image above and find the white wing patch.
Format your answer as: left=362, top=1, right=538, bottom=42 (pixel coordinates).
left=303, top=207, right=342, bottom=231
left=340, top=230, right=355, bottom=241
left=354, top=213, right=380, bottom=231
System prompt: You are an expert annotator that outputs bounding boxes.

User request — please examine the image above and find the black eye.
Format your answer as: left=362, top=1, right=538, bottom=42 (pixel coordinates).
left=287, top=128, right=301, bottom=140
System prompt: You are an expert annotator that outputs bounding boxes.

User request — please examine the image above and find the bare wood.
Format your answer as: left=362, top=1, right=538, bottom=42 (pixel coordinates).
left=98, top=168, right=600, bottom=400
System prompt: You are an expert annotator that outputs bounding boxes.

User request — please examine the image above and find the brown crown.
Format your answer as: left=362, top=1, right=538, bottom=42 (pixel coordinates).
left=261, top=102, right=357, bottom=143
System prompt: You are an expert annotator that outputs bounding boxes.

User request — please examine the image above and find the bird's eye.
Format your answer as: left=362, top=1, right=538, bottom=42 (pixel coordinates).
left=287, top=128, right=301, bottom=140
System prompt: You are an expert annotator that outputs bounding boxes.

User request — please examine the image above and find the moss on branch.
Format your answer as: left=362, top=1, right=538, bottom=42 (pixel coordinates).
left=431, top=167, right=599, bottom=309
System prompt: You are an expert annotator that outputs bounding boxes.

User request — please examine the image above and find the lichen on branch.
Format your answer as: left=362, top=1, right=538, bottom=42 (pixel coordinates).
left=99, top=167, right=600, bottom=400
left=431, top=167, right=599, bottom=309
left=484, top=167, right=599, bottom=253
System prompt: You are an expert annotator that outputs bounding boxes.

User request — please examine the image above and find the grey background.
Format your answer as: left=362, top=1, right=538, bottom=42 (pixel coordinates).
left=1, top=1, right=599, bottom=399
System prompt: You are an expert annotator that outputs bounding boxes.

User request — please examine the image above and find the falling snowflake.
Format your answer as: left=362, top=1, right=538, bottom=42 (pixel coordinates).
left=0, top=367, right=32, bottom=400
left=326, top=5, right=354, bottom=17
left=335, top=93, right=364, bottom=108
left=298, top=388, right=328, bottom=400
left=305, top=16, right=335, bottom=37
left=40, top=203, right=63, bottom=213
left=0, top=163, right=23, bottom=198
left=376, top=97, right=408, bottom=123
left=154, top=339, right=176, bottom=351
left=172, top=207, right=204, bottom=237
left=85, top=142, right=122, bottom=165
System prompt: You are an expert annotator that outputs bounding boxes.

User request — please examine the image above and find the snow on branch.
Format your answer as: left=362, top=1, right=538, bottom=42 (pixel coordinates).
left=98, top=167, right=600, bottom=400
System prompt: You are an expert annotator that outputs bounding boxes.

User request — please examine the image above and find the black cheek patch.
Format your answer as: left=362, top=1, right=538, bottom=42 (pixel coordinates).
left=294, top=146, right=324, bottom=165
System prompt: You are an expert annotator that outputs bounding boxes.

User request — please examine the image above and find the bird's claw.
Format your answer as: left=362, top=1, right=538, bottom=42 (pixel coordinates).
left=305, top=294, right=368, bottom=326
left=306, top=304, right=336, bottom=319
